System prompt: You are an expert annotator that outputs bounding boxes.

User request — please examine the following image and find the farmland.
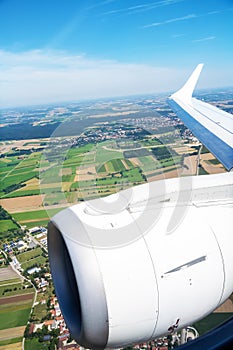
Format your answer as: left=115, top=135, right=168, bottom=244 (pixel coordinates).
left=0, top=302, right=32, bottom=330
left=0, top=265, right=35, bottom=345
left=17, top=248, right=47, bottom=271
left=0, top=219, right=18, bottom=232
left=1, top=115, right=225, bottom=230
left=0, top=130, right=199, bottom=227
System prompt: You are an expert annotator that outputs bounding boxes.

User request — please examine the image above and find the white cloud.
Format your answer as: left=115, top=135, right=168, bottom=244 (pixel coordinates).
left=0, top=49, right=232, bottom=108
left=0, top=49, right=181, bottom=107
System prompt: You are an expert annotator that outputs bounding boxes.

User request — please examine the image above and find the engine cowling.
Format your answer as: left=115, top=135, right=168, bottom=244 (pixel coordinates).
left=48, top=173, right=233, bottom=349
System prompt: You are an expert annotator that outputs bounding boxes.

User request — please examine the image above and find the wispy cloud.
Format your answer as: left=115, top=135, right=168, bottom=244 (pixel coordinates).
left=172, top=34, right=185, bottom=38
left=192, top=36, right=216, bottom=43
left=143, top=7, right=233, bottom=29
left=143, top=14, right=196, bottom=28
left=101, top=0, right=185, bottom=16
left=87, top=0, right=118, bottom=11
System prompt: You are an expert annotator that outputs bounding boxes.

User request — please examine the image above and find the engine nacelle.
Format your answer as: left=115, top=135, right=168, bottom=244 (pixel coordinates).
left=48, top=172, right=233, bottom=349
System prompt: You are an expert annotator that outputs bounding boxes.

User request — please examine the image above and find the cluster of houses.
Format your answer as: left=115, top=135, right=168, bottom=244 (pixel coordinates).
left=2, top=225, right=47, bottom=256
left=3, top=239, right=29, bottom=254
left=30, top=296, right=80, bottom=349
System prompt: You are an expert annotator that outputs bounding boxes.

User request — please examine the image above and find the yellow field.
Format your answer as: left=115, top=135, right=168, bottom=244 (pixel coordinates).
left=0, top=195, right=45, bottom=213
left=201, top=153, right=226, bottom=174
left=20, top=178, right=39, bottom=190
left=0, top=341, right=22, bottom=350
left=0, top=326, right=25, bottom=341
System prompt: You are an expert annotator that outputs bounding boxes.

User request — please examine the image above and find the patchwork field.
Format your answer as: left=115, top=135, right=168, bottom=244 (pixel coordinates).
left=1, top=134, right=225, bottom=234
left=0, top=267, right=35, bottom=346
left=0, top=138, right=195, bottom=224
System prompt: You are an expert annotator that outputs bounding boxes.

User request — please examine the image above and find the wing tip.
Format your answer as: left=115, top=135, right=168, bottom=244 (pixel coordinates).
left=170, top=63, right=204, bottom=101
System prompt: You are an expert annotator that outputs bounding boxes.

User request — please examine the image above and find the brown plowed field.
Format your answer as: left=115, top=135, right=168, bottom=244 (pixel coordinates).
left=0, top=293, right=34, bottom=305
left=0, top=195, right=45, bottom=213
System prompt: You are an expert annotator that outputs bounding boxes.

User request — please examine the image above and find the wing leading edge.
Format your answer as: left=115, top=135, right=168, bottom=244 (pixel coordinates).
left=168, top=64, right=233, bottom=171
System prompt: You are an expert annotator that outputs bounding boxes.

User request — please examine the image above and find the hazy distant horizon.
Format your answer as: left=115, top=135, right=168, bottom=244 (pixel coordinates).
left=0, top=85, right=233, bottom=110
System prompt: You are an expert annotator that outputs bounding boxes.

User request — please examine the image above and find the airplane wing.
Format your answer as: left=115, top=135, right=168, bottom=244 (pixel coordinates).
left=167, top=64, right=233, bottom=171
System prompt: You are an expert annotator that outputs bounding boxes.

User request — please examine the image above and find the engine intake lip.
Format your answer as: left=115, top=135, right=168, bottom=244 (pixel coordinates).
left=48, top=212, right=109, bottom=350
left=48, top=221, right=82, bottom=341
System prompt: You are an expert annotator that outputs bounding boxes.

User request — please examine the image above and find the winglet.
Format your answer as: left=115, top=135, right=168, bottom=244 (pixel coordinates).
left=171, top=63, right=204, bottom=101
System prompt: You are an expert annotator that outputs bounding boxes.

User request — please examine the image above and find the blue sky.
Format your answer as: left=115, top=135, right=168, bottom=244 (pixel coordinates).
left=0, top=0, right=233, bottom=107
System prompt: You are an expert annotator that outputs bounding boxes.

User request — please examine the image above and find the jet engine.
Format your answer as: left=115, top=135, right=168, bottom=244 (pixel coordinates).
left=48, top=173, right=233, bottom=349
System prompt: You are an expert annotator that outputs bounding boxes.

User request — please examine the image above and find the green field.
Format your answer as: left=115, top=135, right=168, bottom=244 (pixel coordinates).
left=20, top=220, right=50, bottom=229
left=142, top=138, right=162, bottom=146
left=96, top=143, right=123, bottom=163
left=12, top=208, right=65, bottom=222
left=67, top=144, right=94, bottom=155
left=15, top=247, right=47, bottom=271
left=3, top=189, right=41, bottom=198
left=138, top=155, right=159, bottom=171
left=20, top=257, right=47, bottom=271
left=0, top=337, right=22, bottom=347
left=17, top=248, right=47, bottom=271
left=1, top=172, right=38, bottom=194
left=109, top=159, right=126, bottom=172
left=31, top=301, right=48, bottom=322
left=0, top=220, right=19, bottom=232
left=25, top=338, right=51, bottom=350
left=0, top=303, right=32, bottom=330
left=12, top=205, right=64, bottom=229
left=17, top=247, right=44, bottom=264
left=97, top=163, right=106, bottom=173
